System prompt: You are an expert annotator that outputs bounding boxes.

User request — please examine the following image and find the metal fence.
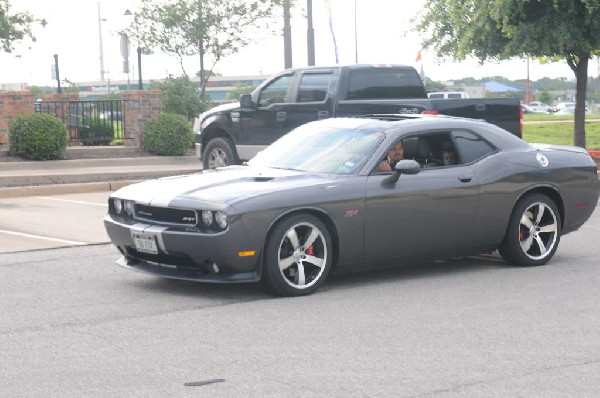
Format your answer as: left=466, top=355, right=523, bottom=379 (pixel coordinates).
left=35, top=99, right=124, bottom=145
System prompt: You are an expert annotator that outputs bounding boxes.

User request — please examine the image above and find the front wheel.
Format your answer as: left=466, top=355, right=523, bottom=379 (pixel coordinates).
left=499, top=194, right=561, bottom=266
left=202, top=137, right=237, bottom=169
left=262, top=214, right=333, bottom=297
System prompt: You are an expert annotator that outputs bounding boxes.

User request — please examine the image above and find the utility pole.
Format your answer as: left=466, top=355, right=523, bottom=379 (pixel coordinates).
left=307, top=0, right=315, bottom=66
left=283, top=0, right=292, bottom=69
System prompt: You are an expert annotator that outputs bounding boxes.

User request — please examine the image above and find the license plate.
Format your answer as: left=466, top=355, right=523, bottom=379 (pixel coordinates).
left=132, top=233, right=158, bottom=254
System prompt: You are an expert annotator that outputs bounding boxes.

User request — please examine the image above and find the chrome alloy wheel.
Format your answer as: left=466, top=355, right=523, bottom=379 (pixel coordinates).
left=208, top=148, right=229, bottom=168
left=518, top=202, right=558, bottom=261
left=277, top=221, right=328, bottom=289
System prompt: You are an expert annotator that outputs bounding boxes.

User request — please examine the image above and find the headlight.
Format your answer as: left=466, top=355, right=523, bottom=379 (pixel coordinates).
left=124, top=200, right=134, bottom=215
left=215, top=212, right=228, bottom=229
left=201, top=210, right=213, bottom=226
left=113, top=199, right=123, bottom=214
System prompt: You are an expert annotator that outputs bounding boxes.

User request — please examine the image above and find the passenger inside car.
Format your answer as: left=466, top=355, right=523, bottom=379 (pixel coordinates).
left=442, top=146, right=457, bottom=166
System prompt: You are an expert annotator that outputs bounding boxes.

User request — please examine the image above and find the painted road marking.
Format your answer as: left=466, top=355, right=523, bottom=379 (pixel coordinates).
left=37, top=196, right=108, bottom=207
left=0, top=229, right=86, bottom=245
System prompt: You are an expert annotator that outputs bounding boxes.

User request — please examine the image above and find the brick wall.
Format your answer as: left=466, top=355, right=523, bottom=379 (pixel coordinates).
left=0, top=90, right=162, bottom=150
left=121, top=90, right=163, bottom=147
left=0, top=91, right=35, bottom=148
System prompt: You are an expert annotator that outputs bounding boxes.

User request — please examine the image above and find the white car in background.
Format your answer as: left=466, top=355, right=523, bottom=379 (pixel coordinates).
left=528, top=101, right=552, bottom=113
left=553, top=102, right=590, bottom=115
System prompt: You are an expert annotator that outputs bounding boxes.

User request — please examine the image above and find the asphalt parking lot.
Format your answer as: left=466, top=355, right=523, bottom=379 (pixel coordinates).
left=0, top=192, right=110, bottom=253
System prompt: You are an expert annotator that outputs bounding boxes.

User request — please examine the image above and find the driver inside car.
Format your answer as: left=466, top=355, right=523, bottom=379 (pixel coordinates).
left=377, top=141, right=404, bottom=172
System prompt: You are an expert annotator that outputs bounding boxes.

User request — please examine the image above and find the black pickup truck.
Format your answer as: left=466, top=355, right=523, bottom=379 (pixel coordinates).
left=195, top=64, right=521, bottom=168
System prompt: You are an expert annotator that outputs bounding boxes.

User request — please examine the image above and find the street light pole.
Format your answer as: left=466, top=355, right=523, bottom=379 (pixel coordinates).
left=137, top=47, right=143, bottom=90
left=124, top=9, right=143, bottom=90
left=98, top=2, right=106, bottom=81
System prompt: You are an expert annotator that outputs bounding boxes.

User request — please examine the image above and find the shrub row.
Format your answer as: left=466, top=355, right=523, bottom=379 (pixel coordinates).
left=8, top=112, right=193, bottom=160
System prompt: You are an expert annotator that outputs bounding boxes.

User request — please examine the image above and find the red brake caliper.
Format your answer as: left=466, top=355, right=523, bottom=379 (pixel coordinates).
left=305, top=245, right=314, bottom=255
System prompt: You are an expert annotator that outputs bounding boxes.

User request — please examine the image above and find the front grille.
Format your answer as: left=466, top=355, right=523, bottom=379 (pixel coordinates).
left=135, top=204, right=197, bottom=226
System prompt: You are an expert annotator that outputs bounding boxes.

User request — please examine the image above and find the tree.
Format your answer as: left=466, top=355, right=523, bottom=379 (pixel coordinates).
left=415, top=0, right=600, bottom=148
left=0, top=0, right=35, bottom=53
left=152, top=75, right=210, bottom=121
left=537, top=90, right=553, bottom=105
left=226, top=82, right=258, bottom=100
left=125, top=0, right=284, bottom=96
left=423, top=78, right=447, bottom=92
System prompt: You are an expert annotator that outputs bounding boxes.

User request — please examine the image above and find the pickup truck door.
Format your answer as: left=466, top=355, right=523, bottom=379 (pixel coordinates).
left=239, top=73, right=295, bottom=146
left=364, top=164, right=480, bottom=263
left=283, top=70, right=335, bottom=130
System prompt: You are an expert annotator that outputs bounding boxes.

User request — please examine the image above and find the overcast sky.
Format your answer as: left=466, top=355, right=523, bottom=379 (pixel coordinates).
left=1, top=0, right=584, bottom=87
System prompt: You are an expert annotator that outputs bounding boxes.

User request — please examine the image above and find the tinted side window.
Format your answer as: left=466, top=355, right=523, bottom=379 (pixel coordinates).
left=345, top=68, right=427, bottom=99
left=453, top=130, right=495, bottom=163
left=258, top=75, right=292, bottom=107
left=297, top=73, right=331, bottom=103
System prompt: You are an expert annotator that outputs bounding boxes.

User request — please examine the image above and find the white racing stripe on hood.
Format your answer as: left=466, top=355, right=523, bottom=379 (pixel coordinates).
left=114, top=167, right=304, bottom=207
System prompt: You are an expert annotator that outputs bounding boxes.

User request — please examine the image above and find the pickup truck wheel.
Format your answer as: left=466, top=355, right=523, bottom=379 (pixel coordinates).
left=262, top=214, right=333, bottom=297
left=202, top=138, right=237, bottom=169
left=498, top=194, right=561, bottom=266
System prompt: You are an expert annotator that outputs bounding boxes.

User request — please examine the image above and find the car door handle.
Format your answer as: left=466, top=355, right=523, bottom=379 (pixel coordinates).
left=475, top=103, right=486, bottom=112
left=458, top=174, right=473, bottom=183
left=276, top=111, right=286, bottom=122
left=318, top=111, right=329, bottom=119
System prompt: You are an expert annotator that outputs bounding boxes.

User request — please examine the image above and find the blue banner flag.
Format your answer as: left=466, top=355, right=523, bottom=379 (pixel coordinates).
left=324, top=0, right=339, bottom=64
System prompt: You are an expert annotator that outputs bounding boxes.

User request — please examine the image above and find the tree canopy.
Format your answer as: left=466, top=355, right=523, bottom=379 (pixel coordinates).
left=415, top=0, right=600, bottom=147
left=152, top=75, right=210, bottom=121
left=0, top=0, right=35, bottom=53
left=124, top=0, right=284, bottom=96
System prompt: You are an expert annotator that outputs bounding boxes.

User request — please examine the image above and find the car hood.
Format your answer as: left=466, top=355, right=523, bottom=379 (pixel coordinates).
left=111, top=166, right=343, bottom=208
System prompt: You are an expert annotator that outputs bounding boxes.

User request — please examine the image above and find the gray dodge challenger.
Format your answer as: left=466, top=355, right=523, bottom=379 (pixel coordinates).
left=104, top=115, right=600, bottom=296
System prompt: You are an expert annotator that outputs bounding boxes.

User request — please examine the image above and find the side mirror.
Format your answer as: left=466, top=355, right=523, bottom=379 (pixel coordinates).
left=395, top=159, right=421, bottom=175
left=383, top=159, right=421, bottom=185
left=240, top=94, right=255, bottom=109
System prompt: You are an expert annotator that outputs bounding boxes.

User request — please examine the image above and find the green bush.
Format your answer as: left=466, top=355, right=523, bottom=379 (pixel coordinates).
left=142, top=113, right=193, bottom=156
left=78, top=116, right=114, bottom=146
left=8, top=113, right=68, bottom=160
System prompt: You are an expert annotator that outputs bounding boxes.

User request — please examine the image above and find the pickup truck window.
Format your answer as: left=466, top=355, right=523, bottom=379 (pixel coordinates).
left=258, top=75, right=292, bottom=107
left=297, top=73, right=332, bottom=103
left=345, top=68, right=427, bottom=100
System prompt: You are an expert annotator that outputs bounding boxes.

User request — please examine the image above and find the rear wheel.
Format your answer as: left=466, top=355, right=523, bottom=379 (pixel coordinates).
left=499, top=194, right=561, bottom=266
left=202, top=137, right=237, bottom=169
left=262, top=214, right=333, bottom=297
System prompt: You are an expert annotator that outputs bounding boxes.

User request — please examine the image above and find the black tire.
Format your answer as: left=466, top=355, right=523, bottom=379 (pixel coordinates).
left=202, top=137, right=237, bottom=169
left=498, top=194, right=561, bottom=266
left=262, top=214, right=333, bottom=297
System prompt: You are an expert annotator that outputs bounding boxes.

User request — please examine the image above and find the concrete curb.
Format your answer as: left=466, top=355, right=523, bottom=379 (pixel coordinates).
left=0, top=180, right=141, bottom=198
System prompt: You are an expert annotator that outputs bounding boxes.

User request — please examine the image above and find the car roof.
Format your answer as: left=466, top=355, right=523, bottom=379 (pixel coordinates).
left=303, top=114, right=530, bottom=150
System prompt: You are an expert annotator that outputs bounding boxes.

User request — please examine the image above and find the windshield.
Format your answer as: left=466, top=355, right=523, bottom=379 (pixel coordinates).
left=248, top=124, right=385, bottom=174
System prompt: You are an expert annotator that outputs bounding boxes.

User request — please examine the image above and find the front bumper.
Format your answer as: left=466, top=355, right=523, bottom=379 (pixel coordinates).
left=104, top=215, right=262, bottom=283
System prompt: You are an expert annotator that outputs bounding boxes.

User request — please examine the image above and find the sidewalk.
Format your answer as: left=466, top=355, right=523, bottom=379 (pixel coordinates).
left=0, top=151, right=202, bottom=198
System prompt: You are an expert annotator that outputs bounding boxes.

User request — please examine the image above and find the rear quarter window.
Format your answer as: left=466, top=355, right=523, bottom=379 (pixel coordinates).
left=453, top=130, right=495, bottom=163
